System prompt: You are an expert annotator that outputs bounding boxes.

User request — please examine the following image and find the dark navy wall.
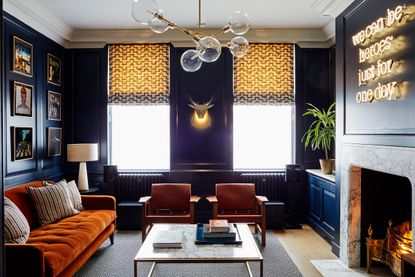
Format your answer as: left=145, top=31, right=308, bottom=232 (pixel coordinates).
left=2, top=13, right=64, bottom=188
left=63, top=44, right=334, bottom=224
left=170, top=47, right=233, bottom=171
left=295, top=46, right=335, bottom=229
left=336, top=0, right=415, bottom=148
left=64, top=48, right=108, bottom=188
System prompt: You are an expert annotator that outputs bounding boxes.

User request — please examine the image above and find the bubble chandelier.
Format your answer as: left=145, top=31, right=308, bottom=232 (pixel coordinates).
left=132, top=0, right=250, bottom=72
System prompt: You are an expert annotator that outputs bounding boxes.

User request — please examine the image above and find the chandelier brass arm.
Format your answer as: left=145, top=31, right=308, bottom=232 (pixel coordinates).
left=132, top=0, right=251, bottom=72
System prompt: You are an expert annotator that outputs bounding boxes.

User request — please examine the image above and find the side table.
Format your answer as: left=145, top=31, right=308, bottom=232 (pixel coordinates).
left=79, top=187, right=100, bottom=195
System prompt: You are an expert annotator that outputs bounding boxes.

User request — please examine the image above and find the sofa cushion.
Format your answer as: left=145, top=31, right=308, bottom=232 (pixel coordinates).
left=44, top=179, right=84, bottom=211
left=4, top=197, right=30, bottom=244
left=27, top=210, right=116, bottom=276
left=26, top=182, right=79, bottom=226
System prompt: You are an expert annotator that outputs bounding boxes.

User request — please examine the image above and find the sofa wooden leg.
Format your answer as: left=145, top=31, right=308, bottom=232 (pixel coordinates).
left=110, top=234, right=115, bottom=245
left=261, top=222, right=266, bottom=246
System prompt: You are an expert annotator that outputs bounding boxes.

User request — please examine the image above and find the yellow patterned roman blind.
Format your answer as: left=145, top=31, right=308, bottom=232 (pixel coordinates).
left=234, top=43, right=294, bottom=105
left=109, top=44, right=169, bottom=105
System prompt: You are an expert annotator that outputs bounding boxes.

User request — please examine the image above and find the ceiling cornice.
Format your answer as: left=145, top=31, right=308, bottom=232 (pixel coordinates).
left=322, top=20, right=335, bottom=41
left=69, top=28, right=329, bottom=48
left=311, top=0, right=355, bottom=17
left=4, top=0, right=74, bottom=47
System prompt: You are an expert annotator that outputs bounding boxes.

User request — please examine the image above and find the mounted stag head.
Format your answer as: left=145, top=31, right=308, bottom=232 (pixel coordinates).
left=188, top=97, right=214, bottom=129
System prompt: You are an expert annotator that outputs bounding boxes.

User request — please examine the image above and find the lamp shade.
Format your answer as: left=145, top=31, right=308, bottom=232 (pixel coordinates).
left=67, top=143, right=98, bottom=162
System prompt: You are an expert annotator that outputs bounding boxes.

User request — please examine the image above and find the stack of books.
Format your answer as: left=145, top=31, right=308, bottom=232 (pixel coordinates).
left=202, top=219, right=236, bottom=239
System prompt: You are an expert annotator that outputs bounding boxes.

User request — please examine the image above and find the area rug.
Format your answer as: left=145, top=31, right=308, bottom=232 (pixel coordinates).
left=76, top=231, right=302, bottom=277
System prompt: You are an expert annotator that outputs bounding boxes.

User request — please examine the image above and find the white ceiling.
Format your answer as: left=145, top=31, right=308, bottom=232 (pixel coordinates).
left=4, top=0, right=355, bottom=47
left=31, top=0, right=332, bottom=29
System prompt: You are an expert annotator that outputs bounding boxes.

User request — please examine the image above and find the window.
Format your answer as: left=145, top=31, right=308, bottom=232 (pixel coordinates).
left=233, top=105, right=293, bottom=170
left=110, top=105, right=170, bottom=170
left=108, top=44, right=169, bottom=170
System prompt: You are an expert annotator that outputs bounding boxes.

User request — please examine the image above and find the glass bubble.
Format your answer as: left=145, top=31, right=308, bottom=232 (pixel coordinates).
left=131, top=0, right=158, bottom=25
left=228, top=11, right=250, bottom=35
left=228, top=36, right=249, bottom=58
left=196, top=36, right=222, bottom=63
left=180, top=49, right=203, bottom=72
left=150, top=17, right=169, bottom=33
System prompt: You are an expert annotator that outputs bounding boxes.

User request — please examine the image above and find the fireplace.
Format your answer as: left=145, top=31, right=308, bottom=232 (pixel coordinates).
left=340, top=144, right=415, bottom=268
left=358, top=168, right=412, bottom=275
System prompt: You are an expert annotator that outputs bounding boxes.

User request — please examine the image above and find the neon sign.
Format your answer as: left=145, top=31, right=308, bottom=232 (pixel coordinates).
left=352, top=5, right=407, bottom=104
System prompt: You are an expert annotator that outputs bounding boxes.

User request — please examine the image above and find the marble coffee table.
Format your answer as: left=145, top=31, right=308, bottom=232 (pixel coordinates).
left=134, top=223, right=263, bottom=277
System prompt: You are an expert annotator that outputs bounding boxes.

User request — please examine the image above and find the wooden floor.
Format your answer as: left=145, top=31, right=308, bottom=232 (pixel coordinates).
left=273, top=224, right=337, bottom=277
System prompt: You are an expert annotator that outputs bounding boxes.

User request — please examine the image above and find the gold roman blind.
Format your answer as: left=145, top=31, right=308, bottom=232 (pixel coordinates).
left=234, top=43, right=294, bottom=105
left=109, top=44, right=169, bottom=105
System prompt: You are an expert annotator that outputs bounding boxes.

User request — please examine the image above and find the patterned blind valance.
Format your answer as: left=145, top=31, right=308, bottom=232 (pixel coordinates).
left=109, top=44, right=169, bottom=105
left=234, top=43, right=294, bottom=105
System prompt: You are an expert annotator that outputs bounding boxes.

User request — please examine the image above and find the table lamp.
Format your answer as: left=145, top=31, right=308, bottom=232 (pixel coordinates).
left=67, top=143, right=98, bottom=191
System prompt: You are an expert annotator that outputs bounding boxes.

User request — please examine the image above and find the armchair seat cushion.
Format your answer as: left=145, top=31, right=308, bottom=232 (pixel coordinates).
left=149, top=209, right=190, bottom=216
left=143, top=214, right=193, bottom=224
left=27, top=210, right=116, bottom=276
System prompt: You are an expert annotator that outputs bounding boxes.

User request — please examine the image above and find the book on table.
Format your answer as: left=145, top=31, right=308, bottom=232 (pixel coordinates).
left=152, top=230, right=184, bottom=248
left=203, top=223, right=237, bottom=239
left=208, top=219, right=230, bottom=233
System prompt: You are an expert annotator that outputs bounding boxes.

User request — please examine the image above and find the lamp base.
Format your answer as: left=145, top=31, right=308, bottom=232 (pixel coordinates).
left=78, top=162, right=89, bottom=191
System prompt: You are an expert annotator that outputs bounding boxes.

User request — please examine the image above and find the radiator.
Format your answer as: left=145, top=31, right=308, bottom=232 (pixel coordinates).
left=116, top=173, right=165, bottom=202
left=240, top=172, right=286, bottom=202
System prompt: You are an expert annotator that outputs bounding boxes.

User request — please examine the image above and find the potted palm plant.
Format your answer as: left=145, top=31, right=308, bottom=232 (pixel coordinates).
left=302, top=102, right=335, bottom=174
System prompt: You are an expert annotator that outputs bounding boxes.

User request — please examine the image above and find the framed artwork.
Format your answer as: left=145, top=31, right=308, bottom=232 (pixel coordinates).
left=13, top=126, right=33, bottom=161
left=13, top=36, right=33, bottom=77
left=47, top=91, right=61, bottom=121
left=47, top=127, right=62, bottom=156
left=47, top=53, right=61, bottom=86
left=13, top=81, right=33, bottom=117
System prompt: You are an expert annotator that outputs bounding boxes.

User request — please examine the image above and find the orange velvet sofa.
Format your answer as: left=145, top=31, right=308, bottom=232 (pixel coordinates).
left=4, top=181, right=117, bottom=277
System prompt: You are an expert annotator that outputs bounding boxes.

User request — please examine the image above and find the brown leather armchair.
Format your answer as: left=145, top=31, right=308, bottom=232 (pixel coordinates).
left=139, top=183, right=200, bottom=241
left=207, top=183, right=268, bottom=246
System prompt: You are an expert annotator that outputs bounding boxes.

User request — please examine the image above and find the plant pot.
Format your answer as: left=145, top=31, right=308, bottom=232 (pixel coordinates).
left=319, top=159, right=335, bottom=174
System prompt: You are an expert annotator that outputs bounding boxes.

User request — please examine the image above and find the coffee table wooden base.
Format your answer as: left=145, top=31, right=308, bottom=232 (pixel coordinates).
left=134, top=259, right=263, bottom=277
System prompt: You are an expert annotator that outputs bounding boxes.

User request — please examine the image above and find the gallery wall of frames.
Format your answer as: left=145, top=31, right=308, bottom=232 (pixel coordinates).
left=2, top=13, right=64, bottom=187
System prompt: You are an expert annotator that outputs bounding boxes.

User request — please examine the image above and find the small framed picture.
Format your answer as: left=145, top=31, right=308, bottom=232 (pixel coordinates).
left=13, top=81, right=33, bottom=117
left=47, top=53, right=61, bottom=86
left=47, top=127, right=62, bottom=157
left=12, top=126, right=34, bottom=161
left=13, top=36, right=33, bottom=77
left=47, top=91, right=61, bottom=121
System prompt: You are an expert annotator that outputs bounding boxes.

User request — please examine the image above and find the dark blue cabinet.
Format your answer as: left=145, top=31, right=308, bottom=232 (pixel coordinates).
left=307, top=171, right=337, bottom=244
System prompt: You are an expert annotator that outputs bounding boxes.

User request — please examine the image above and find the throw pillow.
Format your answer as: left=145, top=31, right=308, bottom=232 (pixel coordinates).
left=26, top=182, right=79, bottom=226
left=43, top=179, right=84, bottom=211
left=66, top=180, right=84, bottom=211
left=4, top=197, right=30, bottom=244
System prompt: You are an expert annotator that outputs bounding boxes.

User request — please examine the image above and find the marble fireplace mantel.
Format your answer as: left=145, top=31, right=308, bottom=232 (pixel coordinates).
left=340, top=143, right=415, bottom=267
